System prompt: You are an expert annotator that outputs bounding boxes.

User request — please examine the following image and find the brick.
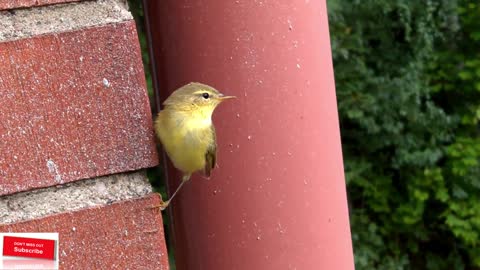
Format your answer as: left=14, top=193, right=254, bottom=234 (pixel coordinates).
left=0, top=0, right=80, bottom=11
left=0, top=194, right=169, bottom=269
left=0, top=21, right=159, bottom=196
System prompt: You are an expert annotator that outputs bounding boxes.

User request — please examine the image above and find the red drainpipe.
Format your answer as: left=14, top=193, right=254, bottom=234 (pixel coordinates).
left=143, top=1, right=354, bottom=269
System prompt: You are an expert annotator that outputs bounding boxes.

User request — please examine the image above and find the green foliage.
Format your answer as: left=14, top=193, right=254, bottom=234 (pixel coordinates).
left=329, top=0, right=480, bottom=268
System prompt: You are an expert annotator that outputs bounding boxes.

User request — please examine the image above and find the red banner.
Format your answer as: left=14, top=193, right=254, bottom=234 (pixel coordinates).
left=2, top=236, right=56, bottom=260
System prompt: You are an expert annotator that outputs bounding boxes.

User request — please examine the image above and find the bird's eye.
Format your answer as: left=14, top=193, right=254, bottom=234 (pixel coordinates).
left=202, top=93, right=210, bottom=99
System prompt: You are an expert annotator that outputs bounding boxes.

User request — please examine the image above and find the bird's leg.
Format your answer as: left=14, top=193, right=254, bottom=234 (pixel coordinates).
left=150, top=174, right=191, bottom=211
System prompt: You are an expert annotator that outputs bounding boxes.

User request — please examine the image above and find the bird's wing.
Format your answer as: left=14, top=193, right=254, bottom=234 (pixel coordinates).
left=204, top=127, right=217, bottom=177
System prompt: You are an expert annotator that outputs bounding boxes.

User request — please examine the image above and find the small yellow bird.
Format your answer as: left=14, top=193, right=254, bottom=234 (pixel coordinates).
left=154, top=82, right=235, bottom=209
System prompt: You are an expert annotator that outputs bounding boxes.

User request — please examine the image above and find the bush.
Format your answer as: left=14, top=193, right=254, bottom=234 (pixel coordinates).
left=328, top=0, right=480, bottom=268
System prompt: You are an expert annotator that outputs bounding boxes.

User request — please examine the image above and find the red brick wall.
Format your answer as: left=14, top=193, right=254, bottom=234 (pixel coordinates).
left=0, top=0, right=169, bottom=269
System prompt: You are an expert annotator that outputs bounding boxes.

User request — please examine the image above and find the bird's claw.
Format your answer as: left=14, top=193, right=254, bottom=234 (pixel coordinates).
left=146, top=202, right=169, bottom=211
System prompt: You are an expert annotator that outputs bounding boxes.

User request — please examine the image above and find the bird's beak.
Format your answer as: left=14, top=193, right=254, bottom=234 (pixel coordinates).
left=217, top=94, right=236, bottom=101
